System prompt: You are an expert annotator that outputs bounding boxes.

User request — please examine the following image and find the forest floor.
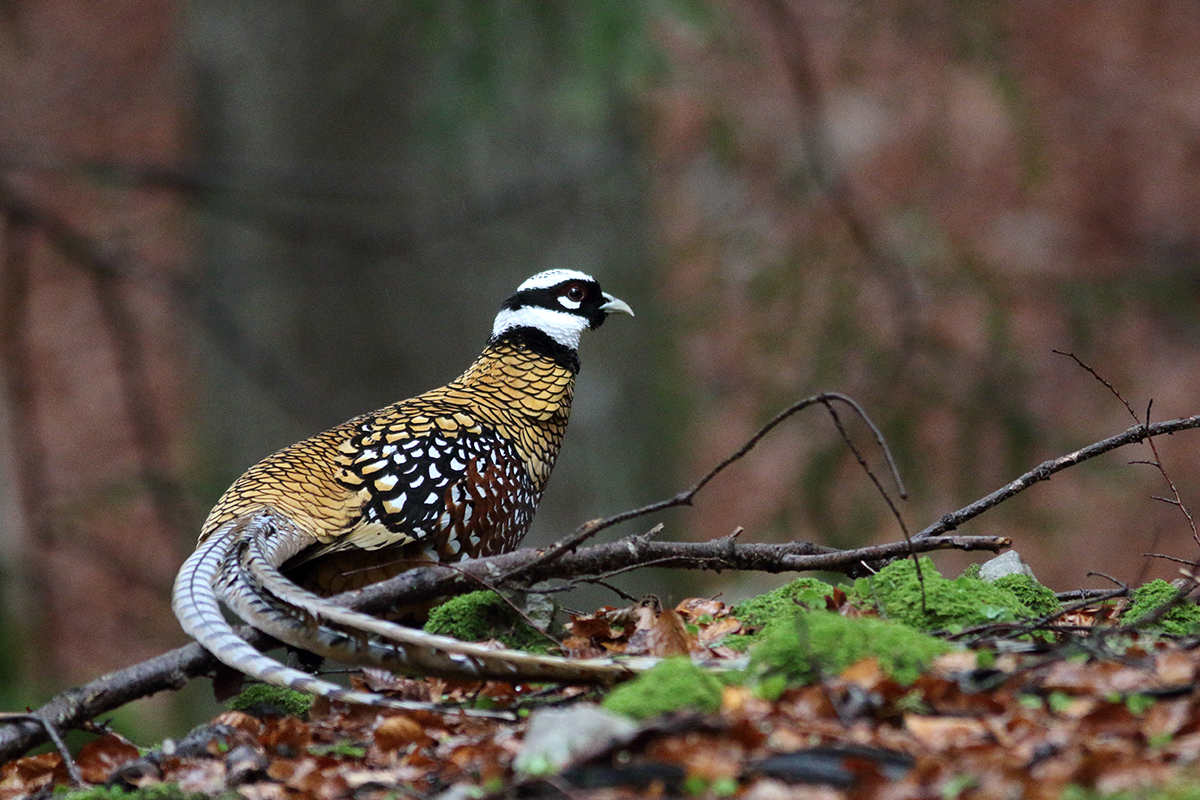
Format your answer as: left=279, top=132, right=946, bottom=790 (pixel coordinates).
left=5, top=555, right=1200, bottom=800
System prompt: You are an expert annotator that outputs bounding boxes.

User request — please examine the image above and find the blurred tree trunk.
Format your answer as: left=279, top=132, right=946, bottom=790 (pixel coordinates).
left=0, top=1, right=194, bottom=693
left=184, top=3, right=663, bottom=566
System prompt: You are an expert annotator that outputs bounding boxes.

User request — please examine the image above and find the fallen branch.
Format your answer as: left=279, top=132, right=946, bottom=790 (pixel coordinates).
left=0, top=532, right=1004, bottom=762
left=341, top=532, right=1006, bottom=617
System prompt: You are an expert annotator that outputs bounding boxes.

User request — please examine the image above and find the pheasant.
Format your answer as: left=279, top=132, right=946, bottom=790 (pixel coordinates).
left=172, top=269, right=645, bottom=710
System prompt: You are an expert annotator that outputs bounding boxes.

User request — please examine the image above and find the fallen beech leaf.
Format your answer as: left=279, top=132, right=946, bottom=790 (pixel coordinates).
left=698, top=617, right=743, bottom=647
left=675, top=597, right=729, bottom=621
left=233, top=781, right=289, bottom=800
left=341, top=765, right=424, bottom=790
left=931, top=651, right=979, bottom=673
left=1054, top=695, right=1098, bottom=720
left=1143, top=698, right=1193, bottom=742
left=374, top=715, right=429, bottom=752
left=839, top=658, right=886, bottom=690
left=1041, top=660, right=1154, bottom=697
left=903, top=715, right=989, bottom=749
left=1155, top=650, right=1196, bottom=685
left=175, top=758, right=228, bottom=796
left=76, top=734, right=140, bottom=784
left=259, top=717, right=312, bottom=758
left=647, top=733, right=743, bottom=781
left=0, top=752, right=61, bottom=799
left=722, top=685, right=772, bottom=718
left=626, top=607, right=695, bottom=656
left=212, top=710, right=264, bottom=737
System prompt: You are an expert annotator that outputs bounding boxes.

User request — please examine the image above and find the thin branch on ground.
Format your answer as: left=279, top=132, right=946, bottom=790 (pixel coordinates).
left=1055, top=587, right=1132, bottom=602
left=0, top=532, right=1004, bottom=763
left=0, top=713, right=82, bottom=786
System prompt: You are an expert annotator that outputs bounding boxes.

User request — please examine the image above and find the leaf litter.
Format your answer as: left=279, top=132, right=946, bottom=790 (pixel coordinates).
left=7, top=570, right=1200, bottom=799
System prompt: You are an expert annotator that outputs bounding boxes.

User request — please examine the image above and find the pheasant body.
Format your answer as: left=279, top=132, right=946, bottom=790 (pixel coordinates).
left=203, top=335, right=577, bottom=593
left=173, top=270, right=640, bottom=709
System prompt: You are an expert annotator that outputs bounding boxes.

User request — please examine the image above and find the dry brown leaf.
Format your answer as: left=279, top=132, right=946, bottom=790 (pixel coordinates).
left=698, top=616, right=744, bottom=647
left=903, top=714, right=990, bottom=750
left=1155, top=649, right=1197, bottom=684
left=374, top=715, right=430, bottom=752
left=0, top=752, right=61, bottom=799
left=75, top=734, right=140, bottom=784
left=626, top=606, right=695, bottom=656
left=675, top=597, right=729, bottom=621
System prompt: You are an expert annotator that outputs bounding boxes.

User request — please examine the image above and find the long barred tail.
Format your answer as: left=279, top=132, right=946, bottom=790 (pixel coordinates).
left=171, top=516, right=513, bottom=716
left=227, top=512, right=655, bottom=683
left=173, top=512, right=657, bottom=711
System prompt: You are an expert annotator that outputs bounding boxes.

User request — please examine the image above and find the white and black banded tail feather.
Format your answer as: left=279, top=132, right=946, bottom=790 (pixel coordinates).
left=174, top=512, right=656, bottom=710
left=170, top=516, right=517, bottom=716
left=226, top=510, right=653, bottom=684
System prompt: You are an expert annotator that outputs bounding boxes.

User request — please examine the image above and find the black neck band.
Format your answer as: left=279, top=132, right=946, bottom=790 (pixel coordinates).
left=491, top=327, right=580, bottom=374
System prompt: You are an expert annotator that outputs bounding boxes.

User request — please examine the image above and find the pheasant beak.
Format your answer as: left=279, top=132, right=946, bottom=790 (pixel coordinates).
left=599, top=293, right=634, bottom=317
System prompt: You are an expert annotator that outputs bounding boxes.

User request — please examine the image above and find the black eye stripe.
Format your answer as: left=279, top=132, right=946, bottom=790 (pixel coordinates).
left=503, top=280, right=601, bottom=312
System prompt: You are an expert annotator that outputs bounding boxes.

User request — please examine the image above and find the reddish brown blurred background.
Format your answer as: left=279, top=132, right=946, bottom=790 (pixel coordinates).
left=2, top=1, right=1199, bottom=731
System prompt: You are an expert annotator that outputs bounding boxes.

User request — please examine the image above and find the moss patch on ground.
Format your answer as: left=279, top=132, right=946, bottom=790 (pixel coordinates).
left=731, top=577, right=836, bottom=631
left=992, top=573, right=1061, bottom=617
left=862, top=557, right=1046, bottom=631
left=602, top=657, right=724, bottom=719
left=745, top=609, right=952, bottom=699
left=56, top=786, right=208, bottom=800
left=1120, top=579, right=1200, bottom=636
left=226, top=683, right=313, bottom=717
left=424, top=590, right=551, bottom=652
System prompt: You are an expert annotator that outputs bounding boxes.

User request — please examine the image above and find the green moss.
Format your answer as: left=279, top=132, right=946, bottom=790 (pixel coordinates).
left=1063, top=782, right=1200, bottom=800
left=731, top=577, right=836, bottom=631
left=1121, top=580, right=1200, bottom=637
left=56, top=785, right=206, bottom=800
left=745, top=609, right=952, bottom=698
left=992, top=574, right=1061, bottom=617
left=308, top=741, right=367, bottom=758
left=226, top=683, right=313, bottom=717
left=424, top=590, right=550, bottom=652
left=959, top=563, right=982, bottom=579
left=722, top=633, right=756, bottom=652
left=865, top=557, right=1038, bottom=631
left=602, top=657, right=723, bottom=719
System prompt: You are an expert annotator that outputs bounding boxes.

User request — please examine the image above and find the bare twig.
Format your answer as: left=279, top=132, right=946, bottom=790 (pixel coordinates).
left=1053, top=350, right=1198, bottom=547
left=820, top=396, right=924, bottom=606
left=1143, top=553, right=1200, bottom=567
left=511, top=392, right=903, bottom=581
left=0, top=713, right=83, bottom=786
left=914, top=415, right=1200, bottom=538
